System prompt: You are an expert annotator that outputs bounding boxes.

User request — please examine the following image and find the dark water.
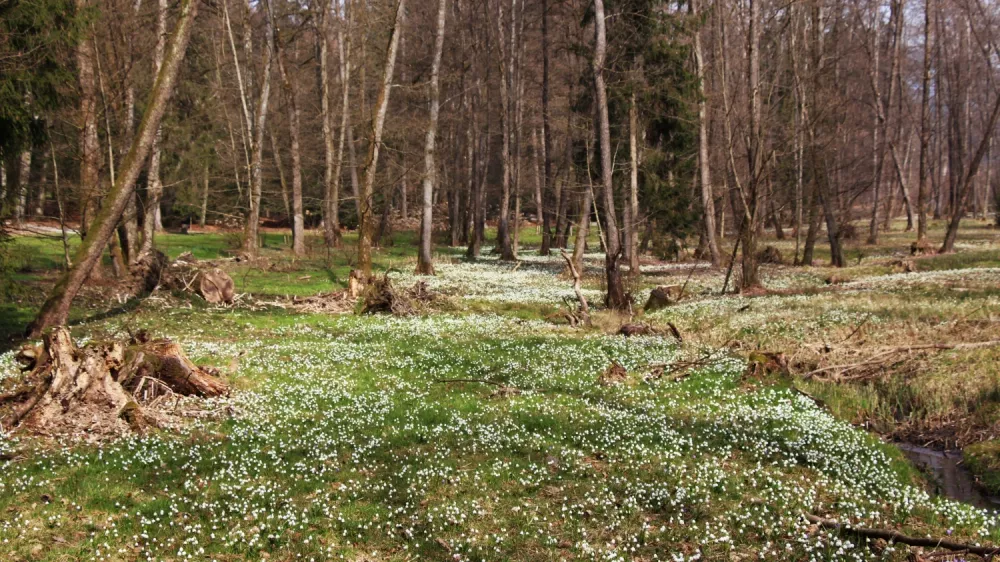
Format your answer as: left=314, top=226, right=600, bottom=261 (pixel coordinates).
left=897, top=443, right=1000, bottom=510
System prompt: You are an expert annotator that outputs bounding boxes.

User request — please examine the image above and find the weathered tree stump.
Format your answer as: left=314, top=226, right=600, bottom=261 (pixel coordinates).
left=644, top=285, right=683, bottom=311
left=757, top=245, right=784, bottom=265
left=196, top=268, right=235, bottom=304
left=1, top=328, right=229, bottom=439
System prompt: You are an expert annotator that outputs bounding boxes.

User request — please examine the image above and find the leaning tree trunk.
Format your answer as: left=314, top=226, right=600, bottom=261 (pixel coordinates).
left=357, top=0, right=405, bottom=276
left=416, top=0, right=447, bottom=275
left=593, top=0, right=627, bottom=310
left=27, top=0, right=199, bottom=338
left=940, top=93, right=1000, bottom=253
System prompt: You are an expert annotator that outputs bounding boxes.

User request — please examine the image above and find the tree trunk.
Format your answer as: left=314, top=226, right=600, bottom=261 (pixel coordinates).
left=593, top=0, right=626, bottom=310
left=940, top=93, right=1000, bottom=253
left=916, top=0, right=932, bottom=241
left=539, top=0, right=552, bottom=255
left=319, top=0, right=341, bottom=248
left=76, top=0, right=101, bottom=240
left=740, top=0, right=763, bottom=290
left=692, top=0, right=719, bottom=266
left=140, top=0, right=169, bottom=258
left=357, top=0, right=405, bottom=276
left=494, top=0, right=516, bottom=261
left=269, top=126, right=291, bottom=218
left=242, top=0, right=275, bottom=256
left=627, top=93, right=640, bottom=274
left=274, top=18, right=305, bottom=257
left=416, top=0, right=447, bottom=275
left=200, top=164, right=209, bottom=227
left=28, top=0, right=199, bottom=338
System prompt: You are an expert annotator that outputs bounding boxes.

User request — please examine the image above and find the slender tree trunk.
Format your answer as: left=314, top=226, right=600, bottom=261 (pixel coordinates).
left=917, top=0, right=932, bottom=241
left=495, top=0, right=516, bottom=261
left=539, top=0, right=552, bottom=255
left=140, top=0, right=168, bottom=257
left=268, top=127, right=291, bottom=220
left=319, top=0, right=340, bottom=248
left=274, top=19, right=305, bottom=257
left=76, top=0, right=101, bottom=240
left=692, top=0, right=719, bottom=265
left=416, top=0, right=446, bottom=275
left=357, top=0, right=405, bottom=276
left=242, top=0, right=275, bottom=256
left=16, top=149, right=31, bottom=224
left=28, top=0, right=199, bottom=337
left=35, top=146, right=47, bottom=217
left=593, top=0, right=626, bottom=310
left=200, top=163, right=209, bottom=227
left=532, top=128, right=544, bottom=237
left=627, top=93, right=640, bottom=274
left=940, top=94, right=1000, bottom=252
left=740, top=0, right=763, bottom=290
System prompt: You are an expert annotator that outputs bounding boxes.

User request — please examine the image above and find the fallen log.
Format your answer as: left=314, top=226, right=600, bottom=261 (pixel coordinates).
left=804, top=513, right=1000, bottom=559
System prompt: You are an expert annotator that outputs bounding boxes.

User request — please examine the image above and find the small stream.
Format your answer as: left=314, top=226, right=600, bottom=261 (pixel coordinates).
left=897, top=443, right=1000, bottom=510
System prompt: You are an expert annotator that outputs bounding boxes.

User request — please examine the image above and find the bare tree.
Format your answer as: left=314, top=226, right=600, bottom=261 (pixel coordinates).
left=416, top=0, right=448, bottom=275
left=593, top=0, right=627, bottom=310
left=28, top=0, right=200, bottom=337
left=357, top=0, right=406, bottom=276
left=242, top=0, right=275, bottom=256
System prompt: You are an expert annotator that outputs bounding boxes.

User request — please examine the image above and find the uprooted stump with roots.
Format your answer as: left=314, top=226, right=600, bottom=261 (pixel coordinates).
left=360, top=274, right=435, bottom=316
left=1, top=328, right=230, bottom=440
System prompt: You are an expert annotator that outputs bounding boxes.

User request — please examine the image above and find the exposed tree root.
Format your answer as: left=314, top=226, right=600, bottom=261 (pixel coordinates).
left=1, top=328, right=229, bottom=440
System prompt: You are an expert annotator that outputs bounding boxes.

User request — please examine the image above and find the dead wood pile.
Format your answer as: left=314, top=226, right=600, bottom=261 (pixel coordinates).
left=125, top=251, right=235, bottom=304
left=1, top=328, right=230, bottom=441
left=360, top=274, right=436, bottom=315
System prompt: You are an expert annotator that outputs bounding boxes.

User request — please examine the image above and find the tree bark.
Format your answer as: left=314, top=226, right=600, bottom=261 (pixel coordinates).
left=917, top=0, right=933, bottom=241
left=357, top=0, right=405, bottom=276
left=274, top=15, right=305, bottom=257
left=627, top=93, right=640, bottom=274
left=539, top=0, right=552, bottom=255
left=28, top=0, right=200, bottom=338
left=692, top=0, right=720, bottom=266
left=242, top=0, right=275, bottom=256
left=140, top=0, right=169, bottom=258
left=416, top=0, right=447, bottom=275
left=740, top=0, right=763, bottom=290
left=940, top=92, right=1000, bottom=252
left=319, top=0, right=341, bottom=248
left=76, top=0, right=101, bottom=240
left=593, top=0, right=626, bottom=310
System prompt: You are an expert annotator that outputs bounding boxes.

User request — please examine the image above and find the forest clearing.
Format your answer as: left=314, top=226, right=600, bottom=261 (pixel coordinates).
left=2, top=218, right=1000, bottom=561
left=4, top=0, right=1000, bottom=559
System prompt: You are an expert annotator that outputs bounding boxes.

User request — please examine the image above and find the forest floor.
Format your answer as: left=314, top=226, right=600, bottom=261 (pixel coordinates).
left=2, top=218, right=1000, bottom=561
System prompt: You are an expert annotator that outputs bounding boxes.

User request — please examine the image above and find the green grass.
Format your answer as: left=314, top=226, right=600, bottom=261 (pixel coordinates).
left=3, top=219, right=1000, bottom=560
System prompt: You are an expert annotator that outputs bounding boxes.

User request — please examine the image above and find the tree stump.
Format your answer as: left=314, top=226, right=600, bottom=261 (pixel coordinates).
left=197, top=268, right=235, bottom=304
left=1, top=328, right=229, bottom=439
left=644, top=285, right=683, bottom=311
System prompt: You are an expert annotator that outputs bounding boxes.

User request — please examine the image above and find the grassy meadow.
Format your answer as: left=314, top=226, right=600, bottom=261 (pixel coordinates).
left=2, top=218, right=1000, bottom=561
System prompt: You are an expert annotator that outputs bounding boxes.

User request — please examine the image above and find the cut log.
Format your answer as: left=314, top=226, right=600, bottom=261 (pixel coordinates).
left=1, top=328, right=229, bottom=440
